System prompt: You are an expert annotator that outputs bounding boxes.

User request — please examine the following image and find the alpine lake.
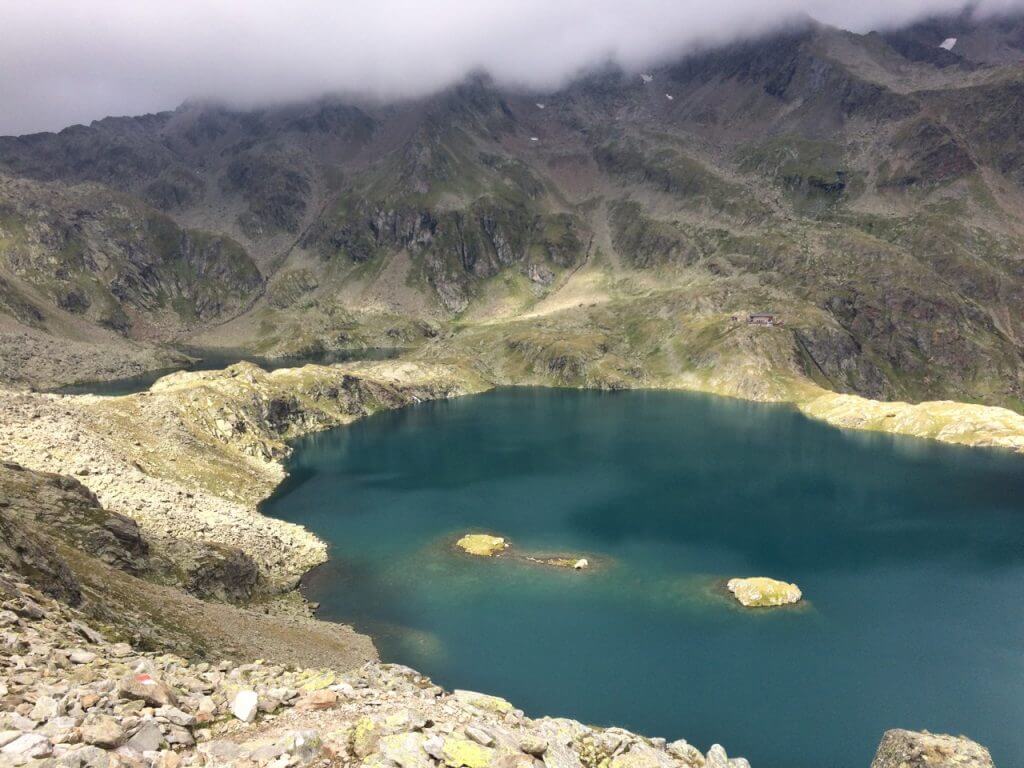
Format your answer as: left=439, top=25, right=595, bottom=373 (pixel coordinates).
left=261, top=388, right=1024, bottom=768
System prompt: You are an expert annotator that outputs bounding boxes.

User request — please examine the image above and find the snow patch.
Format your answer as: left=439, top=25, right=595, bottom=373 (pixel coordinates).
left=939, top=37, right=957, bottom=51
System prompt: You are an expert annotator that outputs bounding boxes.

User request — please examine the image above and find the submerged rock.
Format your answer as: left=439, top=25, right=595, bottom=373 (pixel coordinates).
left=870, top=729, right=994, bottom=768
left=521, top=553, right=595, bottom=570
left=726, top=577, right=802, bottom=607
left=455, top=534, right=508, bottom=557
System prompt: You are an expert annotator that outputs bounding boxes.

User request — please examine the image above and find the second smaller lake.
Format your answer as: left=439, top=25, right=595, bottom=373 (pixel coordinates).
left=54, top=346, right=404, bottom=396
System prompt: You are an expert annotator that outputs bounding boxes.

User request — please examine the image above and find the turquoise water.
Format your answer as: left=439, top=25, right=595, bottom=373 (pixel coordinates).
left=262, top=388, right=1024, bottom=768
left=54, top=346, right=403, bottom=396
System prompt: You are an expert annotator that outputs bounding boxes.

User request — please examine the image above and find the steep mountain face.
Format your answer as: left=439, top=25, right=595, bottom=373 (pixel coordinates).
left=0, top=175, right=264, bottom=337
left=2, top=11, right=1024, bottom=408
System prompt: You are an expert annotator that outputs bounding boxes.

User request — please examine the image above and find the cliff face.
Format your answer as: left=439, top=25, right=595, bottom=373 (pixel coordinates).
left=2, top=13, right=1024, bottom=410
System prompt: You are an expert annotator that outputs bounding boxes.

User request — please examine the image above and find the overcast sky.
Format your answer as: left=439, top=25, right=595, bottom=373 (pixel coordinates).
left=1, top=0, right=1022, bottom=136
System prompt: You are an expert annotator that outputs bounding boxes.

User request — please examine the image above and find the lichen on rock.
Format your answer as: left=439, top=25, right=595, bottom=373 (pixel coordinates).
left=455, top=534, right=508, bottom=557
left=726, top=577, right=802, bottom=607
left=870, top=729, right=993, bottom=768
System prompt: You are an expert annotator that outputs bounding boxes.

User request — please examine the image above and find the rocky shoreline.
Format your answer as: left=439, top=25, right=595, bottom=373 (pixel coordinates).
left=0, top=361, right=488, bottom=592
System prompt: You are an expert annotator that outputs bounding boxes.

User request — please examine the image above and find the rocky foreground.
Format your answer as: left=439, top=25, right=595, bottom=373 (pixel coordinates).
left=0, top=573, right=995, bottom=768
left=0, top=570, right=727, bottom=768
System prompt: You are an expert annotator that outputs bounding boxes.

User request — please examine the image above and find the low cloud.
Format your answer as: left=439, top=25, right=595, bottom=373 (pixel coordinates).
left=1, top=0, right=1022, bottom=135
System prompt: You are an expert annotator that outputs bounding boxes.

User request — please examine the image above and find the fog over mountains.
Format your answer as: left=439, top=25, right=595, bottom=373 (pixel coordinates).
left=3, top=0, right=1024, bottom=134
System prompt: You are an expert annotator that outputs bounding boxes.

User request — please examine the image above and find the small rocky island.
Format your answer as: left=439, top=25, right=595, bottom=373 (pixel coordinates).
left=455, top=534, right=509, bottom=557
left=726, top=577, right=803, bottom=608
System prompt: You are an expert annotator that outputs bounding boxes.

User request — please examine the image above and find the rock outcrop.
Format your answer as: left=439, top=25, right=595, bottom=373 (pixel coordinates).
left=455, top=535, right=508, bottom=557
left=799, top=392, right=1024, bottom=453
left=726, top=578, right=802, bottom=608
left=870, top=729, right=994, bottom=768
left=0, top=361, right=487, bottom=592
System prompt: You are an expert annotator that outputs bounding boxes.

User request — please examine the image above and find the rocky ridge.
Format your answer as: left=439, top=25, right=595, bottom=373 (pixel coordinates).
left=0, top=361, right=486, bottom=592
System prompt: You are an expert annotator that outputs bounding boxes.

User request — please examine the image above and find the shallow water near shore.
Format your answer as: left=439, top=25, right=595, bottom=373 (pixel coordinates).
left=262, top=388, right=1024, bottom=768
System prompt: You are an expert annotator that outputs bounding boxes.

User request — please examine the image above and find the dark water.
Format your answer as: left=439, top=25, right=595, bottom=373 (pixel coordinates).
left=54, top=346, right=403, bottom=396
left=262, top=388, right=1024, bottom=768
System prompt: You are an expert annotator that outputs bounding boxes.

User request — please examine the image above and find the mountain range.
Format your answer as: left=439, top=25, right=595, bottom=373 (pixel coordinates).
left=3, top=8, right=1024, bottom=410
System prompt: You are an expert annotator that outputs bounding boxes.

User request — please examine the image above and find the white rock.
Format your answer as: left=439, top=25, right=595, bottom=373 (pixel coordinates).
left=157, top=706, right=196, bottom=727
left=0, top=732, right=21, bottom=749
left=2, top=733, right=52, bottom=758
left=465, top=726, right=494, bottom=747
left=231, top=690, right=259, bottom=723
left=30, top=696, right=60, bottom=721
left=70, top=649, right=97, bottom=664
left=573, top=559, right=589, bottom=570
left=705, top=744, right=729, bottom=768
left=422, top=735, right=445, bottom=760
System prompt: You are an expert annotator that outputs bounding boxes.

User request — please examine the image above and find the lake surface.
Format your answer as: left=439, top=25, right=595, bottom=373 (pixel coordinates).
left=54, top=346, right=403, bottom=396
left=262, top=388, right=1024, bottom=768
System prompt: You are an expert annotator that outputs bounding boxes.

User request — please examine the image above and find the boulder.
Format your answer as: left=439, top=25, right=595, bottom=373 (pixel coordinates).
left=455, top=534, right=508, bottom=557
left=231, top=690, right=259, bottom=723
left=376, top=732, right=433, bottom=768
left=2, top=733, right=53, bottom=759
left=0, top=732, right=21, bottom=749
left=81, top=714, right=124, bottom=748
left=126, top=722, right=164, bottom=753
left=352, top=716, right=384, bottom=758
left=284, top=730, right=322, bottom=765
left=666, top=740, right=705, bottom=768
left=296, top=689, right=337, bottom=711
left=465, top=726, right=495, bottom=747
left=518, top=737, right=548, bottom=757
left=442, top=737, right=497, bottom=768
left=56, top=744, right=112, bottom=768
left=118, top=673, right=178, bottom=707
left=704, top=745, right=729, bottom=768
left=870, top=729, right=994, bottom=768
left=30, top=695, right=60, bottom=720
left=726, top=577, right=802, bottom=607
left=451, top=690, right=514, bottom=715
left=156, top=705, right=196, bottom=727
